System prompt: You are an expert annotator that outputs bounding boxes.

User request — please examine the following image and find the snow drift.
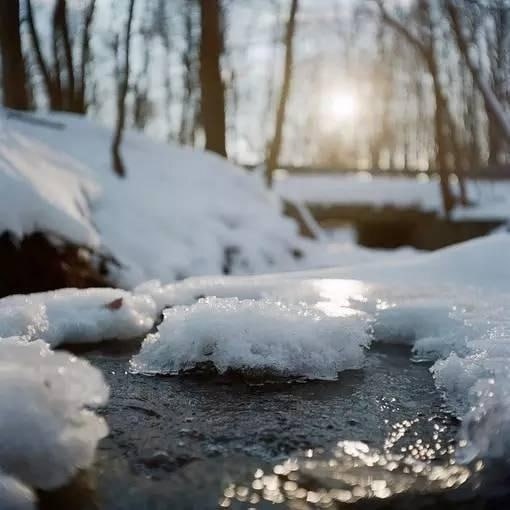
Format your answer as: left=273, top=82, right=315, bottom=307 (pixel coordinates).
left=0, top=338, right=108, bottom=505
left=0, top=111, right=305, bottom=287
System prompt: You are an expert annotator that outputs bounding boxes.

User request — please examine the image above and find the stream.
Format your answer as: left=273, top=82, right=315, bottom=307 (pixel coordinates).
left=37, top=342, right=509, bottom=509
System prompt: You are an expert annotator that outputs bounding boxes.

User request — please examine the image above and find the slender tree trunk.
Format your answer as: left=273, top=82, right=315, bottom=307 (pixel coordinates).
left=447, top=0, right=510, bottom=143
left=53, top=0, right=75, bottom=110
left=111, top=0, right=135, bottom=178
left=0, top=0, right=29, bottom=110
left=199, top=0, right=227, bottom=157
left=266, top=0, right=299, bottom=187
left=430, top=68, right=455, bottom=214
left=75, top=0, right=96, bottom=113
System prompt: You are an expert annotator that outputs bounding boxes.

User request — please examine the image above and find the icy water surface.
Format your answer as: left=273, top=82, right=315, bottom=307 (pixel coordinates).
left=38, top=343, right=508, bottom=509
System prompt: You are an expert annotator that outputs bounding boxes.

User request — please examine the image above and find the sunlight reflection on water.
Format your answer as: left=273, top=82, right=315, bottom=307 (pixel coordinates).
left=219, top=413, right=476, bottom=509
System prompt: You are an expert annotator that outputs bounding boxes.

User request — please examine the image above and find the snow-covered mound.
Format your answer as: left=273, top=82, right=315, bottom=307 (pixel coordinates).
left=131, top=296, right=370, bottom=380
left=0, top=111, right=304, bottom=287
left=0, top=339, right=108, bottom=494
left=0, top=288, right=157, bottom=347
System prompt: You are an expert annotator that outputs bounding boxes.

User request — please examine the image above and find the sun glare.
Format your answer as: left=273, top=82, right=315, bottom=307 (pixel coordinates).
left=330, top=92, right=358, bottom=121
left=320, top=89, right=359, bottom=127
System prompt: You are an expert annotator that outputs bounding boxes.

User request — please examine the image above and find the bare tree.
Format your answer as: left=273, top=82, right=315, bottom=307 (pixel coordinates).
left=179, top=1, right=200, bottom=145
left=199, top=0, right=227, bottom=157
left=0, top=0, right=30, bottom=110
left=376, top=0, right=458, bottom=213
left=266, top=0, right=299, bottom=187
left=26, top=0, right=96, bottom=113
left=447, top=0, right=510, bottom=144
left=75, top=0, right=96, bottom=113
left=111, top=0, right=136, bottom=177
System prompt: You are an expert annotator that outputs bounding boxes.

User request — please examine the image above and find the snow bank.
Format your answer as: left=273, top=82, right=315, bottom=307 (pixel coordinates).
left=131, top=296, right=370, bottom=380
left=0, top=339, right=108, bottom=491
left=275, top=172, right=510, bottom=221
left=1, top=112, right=307, bottom=286
left=302, top=232, right=510, bottom=292
left=0, top=288, right=156, bottom=346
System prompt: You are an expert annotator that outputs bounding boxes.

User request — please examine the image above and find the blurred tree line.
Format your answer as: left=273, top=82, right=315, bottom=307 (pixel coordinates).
left=1, top=0, right=510, bottom=212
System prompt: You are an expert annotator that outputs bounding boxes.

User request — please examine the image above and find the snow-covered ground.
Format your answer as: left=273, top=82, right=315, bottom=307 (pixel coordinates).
left=0, top=111, right=311, bottom=287
left=0, top=339, right=108, bottom=506
left=275, top=172, right=510, bottom=221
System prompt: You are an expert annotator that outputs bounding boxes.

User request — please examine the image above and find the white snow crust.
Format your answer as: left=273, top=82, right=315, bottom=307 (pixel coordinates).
left=0, top=339, right=108, bottom=491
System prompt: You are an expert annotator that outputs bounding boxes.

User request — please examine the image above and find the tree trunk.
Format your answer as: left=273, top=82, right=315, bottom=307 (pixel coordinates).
left=0, top=0, right=29, bottom=110
left=266, top=0, right=299, bottom=187
left=430, top=68, right=455, bottom=215
left=111, top=0, right=135, bottom=178
left=199, top=0, right=227, bottom=157
left=75, top=0, right=96, bottom=114
left=53, top=0, right=75, bottom=110
left=447, top=0, right=510, bottom=143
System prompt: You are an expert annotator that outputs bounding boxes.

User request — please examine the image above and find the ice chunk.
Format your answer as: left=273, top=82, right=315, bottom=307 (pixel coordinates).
left=131, top=297, right=370, bottom=380
left=0, top=288, right=157, bottom=346
left=0, top=339, right=108, bottom=489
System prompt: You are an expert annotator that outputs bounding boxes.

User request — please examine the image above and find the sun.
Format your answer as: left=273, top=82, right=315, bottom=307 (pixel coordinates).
left=320, top=89, right=359, bottom=127
left=330, top=91, right=358, bottom=121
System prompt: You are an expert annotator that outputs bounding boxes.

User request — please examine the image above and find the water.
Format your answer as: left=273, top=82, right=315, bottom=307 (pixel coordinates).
left=38, top=342, right=484, bottom=510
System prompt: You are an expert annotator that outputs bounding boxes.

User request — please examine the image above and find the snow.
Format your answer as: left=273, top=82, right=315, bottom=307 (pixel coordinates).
left=0, top=288, right=156, bottom=347
left=0, top=118, right=100, bottom=247
left=0, top=474, right=35, bottom=510
left=275, top=172, right=510, bottom=221
left=0, top=111, right=308, bottom=287
left=299, top=232, right=510, bottom=292
left=0, top=338, right=108, bottom=491
left=131, top=233, right=510, bottom=461
left=131, top=296, right=370, bottom=380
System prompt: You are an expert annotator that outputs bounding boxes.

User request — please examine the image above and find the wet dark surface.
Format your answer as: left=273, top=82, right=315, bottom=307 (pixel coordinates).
left=39, top=344, right=510, bottom=509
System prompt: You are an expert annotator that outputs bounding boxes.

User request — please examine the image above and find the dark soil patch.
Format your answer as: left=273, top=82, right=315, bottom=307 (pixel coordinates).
left=0, top=232, right=110, bottom=297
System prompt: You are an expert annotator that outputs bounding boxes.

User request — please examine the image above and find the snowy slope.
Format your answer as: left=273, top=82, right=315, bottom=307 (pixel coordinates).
left=275, top=172, right=510, bottom=221
left=0, top=111, right=306, bottom=287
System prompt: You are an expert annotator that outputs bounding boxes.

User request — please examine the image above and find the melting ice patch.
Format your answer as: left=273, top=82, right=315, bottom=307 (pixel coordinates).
left=0, top=339, right=108, bottom=492
left=131, top=296, right=371, bottom=380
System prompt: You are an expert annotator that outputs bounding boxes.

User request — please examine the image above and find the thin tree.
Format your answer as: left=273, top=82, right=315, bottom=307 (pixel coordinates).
left=26, top=0, right=95, bottom=113
left=266, top=0, right=299, bottom=187
left=111, top=0, right=136, bottom=177
left=75, top=0, right=96, bottom=113
left=0, top=0, right=30, bottom=110
left=376, top=0, right=457, bottom=214
left=199, top=0, right=227, bottom=157
left=447, top=0, right=510, bottom=143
